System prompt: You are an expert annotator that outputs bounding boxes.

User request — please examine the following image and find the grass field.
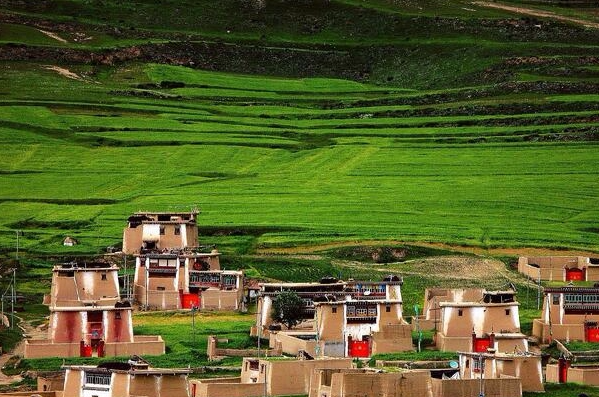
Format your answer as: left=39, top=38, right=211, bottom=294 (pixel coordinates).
left=0, top=60, right=598, bottom=257
left=1, top=2, right=599, bottom=394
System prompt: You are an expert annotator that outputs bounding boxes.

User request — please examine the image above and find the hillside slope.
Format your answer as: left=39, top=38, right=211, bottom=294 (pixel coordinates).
left=0, top=0, right=598, bottom=256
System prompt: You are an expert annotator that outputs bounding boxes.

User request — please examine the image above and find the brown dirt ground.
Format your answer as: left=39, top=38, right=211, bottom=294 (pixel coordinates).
left=256, top=240, right=597, bottom=257
left=473, top=1, right=599, bottom=29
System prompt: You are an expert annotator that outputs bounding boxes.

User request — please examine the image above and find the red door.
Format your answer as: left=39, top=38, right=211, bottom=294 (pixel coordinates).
left=473, top=337, right=491, bottom=352
left=565, top=268, right=584, bottom=281
left=349, top=340, right=370, bottom=357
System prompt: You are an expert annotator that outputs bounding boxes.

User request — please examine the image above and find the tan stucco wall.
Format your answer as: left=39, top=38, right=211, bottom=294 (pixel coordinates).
left=62, top=369, right=82, bottom=397
left=123, top=228, right=144, bottom=254
left=37, top=374, right=64, bottom=392
left=518, top=256, right=591, bottom=281
left=316, top=305, right=344, bottom=341
left=201, top=289, right=242, bottom=310
left=25, top=341, right=81, bottom=358
left=51, top=269, right=120, bottom=307
left=440, top=304, right=520, bottom=337
left=310, top=370, right=432, bottom=397
left=190, top=379, right=263, bottom=397
left=371, top=324, right=413, bottom=354
left=435, top=335, right=471, bottom=352
left=566, top=367, right=599, bottom=386
left=268, top=359, right=353, bottom=396
left=532, top=319, right=585, bottom=343
left=546, top=364, right=599, bottom=386
left=431, top=378, right=521, bottom=397
left=123, top=222, right=198, bottom=254
left=24, top=336, right=164, bottom=358
left=270, top=332, right=317, bottom=357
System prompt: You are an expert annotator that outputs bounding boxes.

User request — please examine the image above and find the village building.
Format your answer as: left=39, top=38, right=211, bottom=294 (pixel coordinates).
left=313, top=299, right=412, bottom=357
left=455, top=351, right=544, bottom=394
left=518, top=255, right=599, bottom=282
left=61, top=357, right=191, bottom=397
left=532, top=285, right=599, bottom=343
left=253, top=276, right=403, bottom=337
left=268, top=298, right=412, bottom=358
left=4, top=356, right=191, bottom=397
left=24, top=262, right=164, bottom=358
left=122, top=210, right=200, bottom=254
left=435, top=289, right=527, bottom=353
left=413, top=288, right=485, bottom=331
left=310, top=368, right=433, bottom=397
left=133, top=250, right=243, bottom=310
left=189, top=357, right=352, bottom=397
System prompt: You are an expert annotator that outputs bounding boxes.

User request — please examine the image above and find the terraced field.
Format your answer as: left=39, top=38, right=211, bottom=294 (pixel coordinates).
left=0, top=2, right=598, bottom=254
left=1, top=58, right=598, bottom=255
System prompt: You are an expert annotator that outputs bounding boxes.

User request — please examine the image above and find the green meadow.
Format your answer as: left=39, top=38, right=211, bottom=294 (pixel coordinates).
left=0, top=61, right=598, bottom=256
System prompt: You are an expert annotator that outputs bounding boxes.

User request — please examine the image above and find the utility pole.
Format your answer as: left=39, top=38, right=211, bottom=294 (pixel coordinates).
left=478, top=354, right=485, bottom=397
left=537, top=268, right=541, bottom=310
left=11, top=268, right=15, bottom=329
left=257, top=300, right=262, bottom=357
left=191, top=306, right=196, bottom=344
left=15, top=230, right=20, bottom=260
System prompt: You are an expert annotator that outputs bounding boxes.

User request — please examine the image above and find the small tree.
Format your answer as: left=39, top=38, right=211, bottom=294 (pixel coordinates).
left=271, top=291, right=304, bottom=330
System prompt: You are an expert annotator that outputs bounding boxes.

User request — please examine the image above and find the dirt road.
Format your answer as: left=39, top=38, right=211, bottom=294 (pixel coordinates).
left=474, top=1, right=599, bottom=29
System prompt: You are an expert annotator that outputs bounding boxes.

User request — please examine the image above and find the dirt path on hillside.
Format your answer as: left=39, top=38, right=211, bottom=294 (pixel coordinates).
left=43, top=65, right=83, bottom=80
left=473, top=1, right=599, bottom=29
left=256, top=240, right=597, bottom=257
left=0, top=316, right=47, bottom=385
left=37, top=29, right=68, bottom=43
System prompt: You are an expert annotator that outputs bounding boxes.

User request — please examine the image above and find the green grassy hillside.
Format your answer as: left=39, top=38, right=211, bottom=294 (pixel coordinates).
left=0, top=0, right=598, bottom=257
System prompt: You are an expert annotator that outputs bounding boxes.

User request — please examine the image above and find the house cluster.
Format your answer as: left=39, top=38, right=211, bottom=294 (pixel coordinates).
left=8, top=213, right=599, bottom=397
left=124, top=210, right=244, bottom=311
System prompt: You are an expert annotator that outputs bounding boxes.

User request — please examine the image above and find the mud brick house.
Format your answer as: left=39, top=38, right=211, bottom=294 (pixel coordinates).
left=189, top=357, right=352, bottom=397
left=24, top=262, right=164, bottom=358
left=253, top=276, right=403, bottom=336
left=414, top=288, right=485, bottom=331
left=133, top=250, right=243, bottom=310
left=456, top=351, right=544, bottom=394
left=518, top=256, right=599, bottom=282
left=122, top=210, right=200, bottom=254
left=533, top=285, right=599, bottom=343
left=435, top=289, right=527, bottom=353
left=20, top=356, right=191, bottom=397
left=310, top=368, right=433, bottom=397
left=313, top=299, right=413, bottom=357
left=268, top=298, right=412, bottom=358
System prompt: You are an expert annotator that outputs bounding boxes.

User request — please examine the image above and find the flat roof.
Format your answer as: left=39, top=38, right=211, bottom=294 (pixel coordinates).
left=64, top=364, right=191, bottom=375
left=439, top=301, right=520, bottom=307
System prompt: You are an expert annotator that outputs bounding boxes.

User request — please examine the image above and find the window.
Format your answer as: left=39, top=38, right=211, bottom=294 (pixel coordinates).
left=101, top=273, right=107, bottom=281
left=332, top=307, right=337, bottom=314
left=505, top=309, right=510, bottom=315
left=386, top=306, right=391, bottom=313
left=368, top=307, right=377, bottom=316
left=347, top=306, right=356, bottom=317
left=157, top=286, right=165, bottom=291
left=458, top=309, right=463, bottom=316
left=356, top=308, right=368, bottom=316
left=552, top=294, right=560, bottom=305
left=159, top=226, right=165, bottom=235
left=115, top=311, right=121, bottom=320
left=174, top=226, right=181, bottom=235
left=85, top=372, right=111, bottom=386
